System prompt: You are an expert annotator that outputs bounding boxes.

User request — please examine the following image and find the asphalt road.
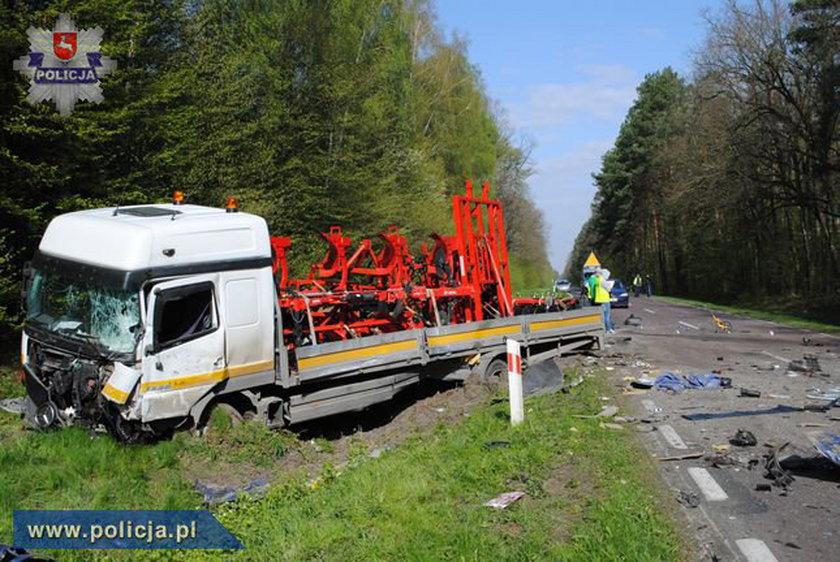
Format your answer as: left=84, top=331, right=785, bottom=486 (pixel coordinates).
left=598, top=298, right=840, bottom=562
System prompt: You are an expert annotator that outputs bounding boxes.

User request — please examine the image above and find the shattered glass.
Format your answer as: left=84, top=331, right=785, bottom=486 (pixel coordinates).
left=26, top=269, right=140, bottom=355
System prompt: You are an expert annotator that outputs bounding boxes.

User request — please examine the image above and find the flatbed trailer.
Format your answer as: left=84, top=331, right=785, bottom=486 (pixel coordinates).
left=20, top=183, right=603, bottom=440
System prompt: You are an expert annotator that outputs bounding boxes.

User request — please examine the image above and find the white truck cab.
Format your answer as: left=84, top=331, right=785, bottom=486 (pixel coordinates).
left=22, top=201, right=277, bottom=439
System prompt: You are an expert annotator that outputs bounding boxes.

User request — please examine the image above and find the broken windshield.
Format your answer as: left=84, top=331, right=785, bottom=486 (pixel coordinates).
left=26, top=267, right=141, bottom=356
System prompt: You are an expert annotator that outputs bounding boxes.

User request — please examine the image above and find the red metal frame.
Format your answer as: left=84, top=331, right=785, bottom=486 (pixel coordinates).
left=270, top=180, right=552, bottom=348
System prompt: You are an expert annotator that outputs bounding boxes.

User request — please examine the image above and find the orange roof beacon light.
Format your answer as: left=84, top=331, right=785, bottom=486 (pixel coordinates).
left=225, top=197, right=240, bottom=213
left=172, top=190, right=185, bottom=205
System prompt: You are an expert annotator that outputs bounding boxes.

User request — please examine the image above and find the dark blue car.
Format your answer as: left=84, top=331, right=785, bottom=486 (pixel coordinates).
left=610, top=279, right=629, bottom=308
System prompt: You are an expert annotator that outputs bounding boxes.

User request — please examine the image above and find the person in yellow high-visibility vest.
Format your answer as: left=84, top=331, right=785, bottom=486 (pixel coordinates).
left=593, top=268, right=615, bottom=333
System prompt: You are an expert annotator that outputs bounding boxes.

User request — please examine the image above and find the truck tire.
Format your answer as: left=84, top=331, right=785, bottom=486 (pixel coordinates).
left=483, top=358, right=507, bottom=386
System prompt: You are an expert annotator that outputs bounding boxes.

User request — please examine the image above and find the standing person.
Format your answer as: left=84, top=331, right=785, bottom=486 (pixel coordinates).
left=587, top=273, right=598, bottom=307
left=594, top=269, right=615, bottom=333
left=645, top=274, right=652, bottom=297
left=632, top=273, right=642, bottom=298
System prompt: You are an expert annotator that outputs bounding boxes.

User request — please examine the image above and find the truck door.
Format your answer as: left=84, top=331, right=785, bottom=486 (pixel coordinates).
left=141, top=275, right=226, bottom=401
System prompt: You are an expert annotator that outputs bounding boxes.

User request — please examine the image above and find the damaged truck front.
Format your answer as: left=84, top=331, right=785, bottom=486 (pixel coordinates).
left=20, top=203, right=278, bottom=442
left=22, top=253, right=144, bottom=437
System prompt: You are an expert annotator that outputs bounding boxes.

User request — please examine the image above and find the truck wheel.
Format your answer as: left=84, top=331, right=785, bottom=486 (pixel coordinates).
left=199, top=402, right=246, bottom=436
left=483, top=358, right=507, bottom=386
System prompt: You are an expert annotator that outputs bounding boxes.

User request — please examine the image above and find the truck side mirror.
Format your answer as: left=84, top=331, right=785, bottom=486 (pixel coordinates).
left=144, top=344, right=155, bottom=357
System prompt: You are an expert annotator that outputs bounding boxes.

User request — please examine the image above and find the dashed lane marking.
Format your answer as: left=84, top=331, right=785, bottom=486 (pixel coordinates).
left=678, top=320, right=700, bottom=330
left=735, top=539, right=778, bottom=562
left=761, top=350, right=791, bottom=364
left=658, top=424, right=687, bottom=449
left=688, top=467, right=728, bottom=501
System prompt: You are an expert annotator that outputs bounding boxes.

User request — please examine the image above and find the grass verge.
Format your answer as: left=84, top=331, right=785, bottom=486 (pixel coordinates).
left=657, top=295, right=840, bottom=335
left=0, top=369, right=684, bottom=561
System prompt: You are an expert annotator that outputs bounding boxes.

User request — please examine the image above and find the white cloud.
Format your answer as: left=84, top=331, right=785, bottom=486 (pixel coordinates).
left=512, top=65, right=638, bottom=129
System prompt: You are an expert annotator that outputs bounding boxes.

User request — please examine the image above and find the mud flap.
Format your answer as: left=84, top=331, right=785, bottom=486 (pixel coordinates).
left=523, top=358, right=564, bottom=396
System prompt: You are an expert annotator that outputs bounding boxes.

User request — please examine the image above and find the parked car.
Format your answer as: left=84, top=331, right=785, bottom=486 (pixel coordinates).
left=554, top=278, right=572, bottom=292
left=610, top=279, right=629, bottom=308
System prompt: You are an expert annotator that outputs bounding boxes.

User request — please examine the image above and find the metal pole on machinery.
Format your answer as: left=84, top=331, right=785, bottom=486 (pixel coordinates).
left=506, top=338, right=524, bottom=425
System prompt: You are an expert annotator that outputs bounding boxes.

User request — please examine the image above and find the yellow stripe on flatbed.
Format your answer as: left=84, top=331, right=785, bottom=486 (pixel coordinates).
left=140, top=359, right=274, bottom=392
left=530, top=314, right=601, bottom=332
left=427, top=325, right=521, bottom=346
left=298, top=339, right=417, bottom=370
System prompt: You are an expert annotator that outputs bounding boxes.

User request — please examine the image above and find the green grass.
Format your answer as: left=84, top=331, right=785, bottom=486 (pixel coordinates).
left=0, top=372, right=684, bottom=561
left=657, top=295, right=840, bottom=335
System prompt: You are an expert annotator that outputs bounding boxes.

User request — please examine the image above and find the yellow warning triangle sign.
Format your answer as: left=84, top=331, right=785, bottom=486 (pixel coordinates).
left=584, top=252, right=600, bottom=268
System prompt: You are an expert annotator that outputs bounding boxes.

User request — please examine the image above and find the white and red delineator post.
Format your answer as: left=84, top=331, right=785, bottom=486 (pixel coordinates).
left=506, top=338, right=524, bottom=425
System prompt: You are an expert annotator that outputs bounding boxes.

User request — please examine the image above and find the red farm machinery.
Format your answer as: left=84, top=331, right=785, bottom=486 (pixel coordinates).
left=271, top=180, right=575, bottom=348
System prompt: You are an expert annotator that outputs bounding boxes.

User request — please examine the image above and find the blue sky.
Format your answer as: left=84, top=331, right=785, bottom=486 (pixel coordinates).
left=436, top=0, right=716, bottom=272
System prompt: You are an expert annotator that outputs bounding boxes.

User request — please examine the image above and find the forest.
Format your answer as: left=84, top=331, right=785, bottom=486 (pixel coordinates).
left=0, top=0, right=553, bottom=345
left=567, top=0, right=838, bottom=321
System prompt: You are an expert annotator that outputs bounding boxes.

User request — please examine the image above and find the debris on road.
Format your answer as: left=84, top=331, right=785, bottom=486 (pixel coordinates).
left=624, top=314, right=642, bottom=327
left=711, top=314, right=732, bottom=333
left=755, top=483, right=772, bottom=491
left=0, top=397, right=27, bottom=415
left=195, top=478, right=270, bottom=505
left=739, top=388, right=761, bottom=398
left=682, top=404, right=801, bottom=422
left=676, top=489, right=701, bottom=508
left=764, top=443, right=795, bottom=489
left=808, top=431, right=840, bottom=466
left=654, top=373, right=731, bottom=392
left=730, top=429, right=758, bottom=447
left=483, top=491, right=525, bottom=509
left=657, top=451, right=704, bottom=461
left=596, top=405, right=618, bottom=417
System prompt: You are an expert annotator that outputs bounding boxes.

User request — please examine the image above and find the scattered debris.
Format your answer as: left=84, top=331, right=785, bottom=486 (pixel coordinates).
left=683, top=404, right=801, bottom=422
left=0, top=397, right=27, bottom=415
left=730, top=429, right=757, bottom=447
left=676, top=489, right=700, bottom=508
left=755, top=483, right=772, bottom=492
left=624, top=314, right=642, bottom=326
left=596, top=405, right=618, bottom=418
left=483, top=491, right=525, bottom=510
left=712, top=444, right=730, bottom=451
left=805, top=387, right=840, bottom=402
left=600, top=422, right=624, bottom=431
left=711, top=314, right=732, bottom=333
left=764, top=443, right=795, bottom=489
left=655, top=373, right=731, bottom=391
left=194, top=478, right=270, bottom=506
left=657, top=451, right=704, bottom=461
left=738, top=388, right=761, bottom=398
left=808, top=431, right=840, bottom=466
left=767, top=394, right=790, bottom=399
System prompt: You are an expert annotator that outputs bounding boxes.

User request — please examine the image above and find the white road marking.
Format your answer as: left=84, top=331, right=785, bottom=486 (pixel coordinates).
left=735, top=539, right=778, bottom=562
left=658, top=424, right=687, bottom=449
left=644, top=308, right=656, bottom=314
left=678, top=320, right=699, bottom=330
left=688, top=467, right=728, bottom=501
left=641, top=399, right=660, bottom=414
left=761, top=350, right=791, bottom=364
